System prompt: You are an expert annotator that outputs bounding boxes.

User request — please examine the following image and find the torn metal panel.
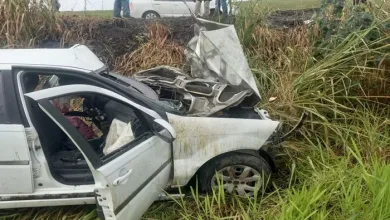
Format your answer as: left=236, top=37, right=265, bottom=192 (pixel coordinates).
left=134, top=66, right=253, bottom=116
left=185, top=18, right=261, bottom=103
left=134, top=17, right=262, bottom=116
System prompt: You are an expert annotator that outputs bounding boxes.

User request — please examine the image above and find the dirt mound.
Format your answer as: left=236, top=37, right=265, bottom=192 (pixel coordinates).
left=114, top=22, right=186, bottom=74
left=47, top=16, right=194, bottom=69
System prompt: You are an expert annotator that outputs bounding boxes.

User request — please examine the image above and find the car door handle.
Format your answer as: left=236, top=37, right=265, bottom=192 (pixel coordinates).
left=113, top=169, right=133, bottom=186
left=154, top=3, right=160, bottom=5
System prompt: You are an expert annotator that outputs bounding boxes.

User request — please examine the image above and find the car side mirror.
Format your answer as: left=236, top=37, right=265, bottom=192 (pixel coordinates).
left=152, top=119, right=176, bottom=143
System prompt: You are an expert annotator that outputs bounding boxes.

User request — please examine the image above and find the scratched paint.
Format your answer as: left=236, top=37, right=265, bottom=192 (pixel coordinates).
left=167, top=112, right=280, bottom=186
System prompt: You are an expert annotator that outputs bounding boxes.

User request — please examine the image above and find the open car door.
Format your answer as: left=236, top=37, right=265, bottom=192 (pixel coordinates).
left=25, top=85, right=176, bottom=220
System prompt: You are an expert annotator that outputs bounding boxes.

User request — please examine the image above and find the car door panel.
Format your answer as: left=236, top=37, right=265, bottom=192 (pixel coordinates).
left=0, top=124, right=34, bottom=194
left=96, top=136, right=172, bottom=217
left=116, top=163, right=171, bottom=219
left=25, top=85, right=173, bottom=220
left=152, top=0, right=173, bottom=16
left=0, top=72, right=34, bottom=195
left=172, top=0, right=192, bottom=16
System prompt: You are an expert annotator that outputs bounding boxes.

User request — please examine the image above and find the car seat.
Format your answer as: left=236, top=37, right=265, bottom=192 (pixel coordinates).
left=27, top=98, right=94, bottom=184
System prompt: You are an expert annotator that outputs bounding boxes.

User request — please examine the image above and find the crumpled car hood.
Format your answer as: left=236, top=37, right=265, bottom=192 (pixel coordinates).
left=134, top=17, right=261, bottom=117
left=186, top=18, right=261, bottom=101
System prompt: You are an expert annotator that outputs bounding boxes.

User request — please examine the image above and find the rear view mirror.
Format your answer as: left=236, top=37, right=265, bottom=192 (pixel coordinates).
left=152, top=119, right=176, bottom=143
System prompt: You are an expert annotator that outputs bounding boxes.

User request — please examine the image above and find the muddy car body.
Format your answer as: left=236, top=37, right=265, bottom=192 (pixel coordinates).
left=0, top=19, right=304, bottom=220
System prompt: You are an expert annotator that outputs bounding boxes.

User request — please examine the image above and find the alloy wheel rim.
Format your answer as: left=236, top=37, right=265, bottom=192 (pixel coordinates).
left=145, top=13, right=156, bottom=19
left=211, top=165, right=262, bottom=196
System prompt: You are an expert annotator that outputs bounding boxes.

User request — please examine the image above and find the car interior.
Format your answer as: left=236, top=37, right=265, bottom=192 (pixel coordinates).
left=22, top=73, right=152, bottom=185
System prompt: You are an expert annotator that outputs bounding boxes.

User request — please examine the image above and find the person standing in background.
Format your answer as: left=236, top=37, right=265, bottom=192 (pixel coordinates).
left=194, top=0, right=211, bottom=18
left=53, top=0, right=60, bottom=11
left=113, top=0, right=131, bottom=18
left=215, top=0, right=228, bottom=18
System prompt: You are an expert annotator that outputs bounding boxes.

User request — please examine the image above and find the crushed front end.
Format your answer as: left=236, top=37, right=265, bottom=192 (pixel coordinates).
left=133, top=17, right=306, bottom=144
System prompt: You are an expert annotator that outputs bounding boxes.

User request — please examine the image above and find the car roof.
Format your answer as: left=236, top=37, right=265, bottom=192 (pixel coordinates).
left=0, top=44, right=105, bottom=72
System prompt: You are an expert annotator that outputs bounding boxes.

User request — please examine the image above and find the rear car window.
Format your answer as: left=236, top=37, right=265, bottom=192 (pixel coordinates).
left=0, top=73, right=9, bottom=123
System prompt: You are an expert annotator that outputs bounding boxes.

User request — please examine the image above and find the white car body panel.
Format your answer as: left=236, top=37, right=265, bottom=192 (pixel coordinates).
left=58, top=0, right=209, bottom=15
left=59, top=0, right=244, bottom=17
left=0, top=45, right=105, bottom=73
left=167, top=113, right=279, bottom=186
left=0, top=198, right=96, bottom=209
left=59, top=0, right=113, bottom=11
left=130, top=0, right=220, bottom=18
left=94, top=136, right=172, bottom=220
left=151, top=0, right=174, bottom=17
left=0, top=125, right=34, bottom=194
left=112, top=157, right=171, bottom=220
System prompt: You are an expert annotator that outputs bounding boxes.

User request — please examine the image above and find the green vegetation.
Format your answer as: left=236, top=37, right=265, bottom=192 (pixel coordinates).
left=258, top=0, right=320, bottom=10
left=2, top=0, right=390, bottom=219
left=63, top=10, right=113, bottom=18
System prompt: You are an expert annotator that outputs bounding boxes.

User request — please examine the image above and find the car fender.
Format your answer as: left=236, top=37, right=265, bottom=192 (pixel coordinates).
left=167, top=113, right=280, bottom=186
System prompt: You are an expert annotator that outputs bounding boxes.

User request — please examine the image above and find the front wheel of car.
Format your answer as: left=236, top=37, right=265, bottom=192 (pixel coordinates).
left=199, top=153, right=271, bottom=197
left=142, top=11, right=160, bottom=19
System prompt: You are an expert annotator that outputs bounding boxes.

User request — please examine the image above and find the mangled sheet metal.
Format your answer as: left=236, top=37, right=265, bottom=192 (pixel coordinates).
left=134, top=66, right=253, bottom=116
left=185, top=18, right=261, bottom=101
left=134, top=15, right=261, bottom=117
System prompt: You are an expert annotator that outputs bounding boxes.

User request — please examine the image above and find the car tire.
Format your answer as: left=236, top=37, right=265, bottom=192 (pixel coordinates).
left=142, top=11, right=160, bottom=19
left=198, top=153, right=271, bottom=197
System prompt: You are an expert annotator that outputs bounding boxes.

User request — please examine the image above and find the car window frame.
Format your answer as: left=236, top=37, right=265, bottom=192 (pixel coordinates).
left=27, top=87, right=162, bottom=168
left=13, top=67, right=171, bottom=123
left=0, top=70, right=23, bottom=125
left=48, top=91, right=155, bottom=164
left=0, top=73, right=8, bottom=123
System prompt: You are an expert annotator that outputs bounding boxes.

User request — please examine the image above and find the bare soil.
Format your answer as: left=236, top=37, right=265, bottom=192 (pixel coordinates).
left=38, top=9, right=316, bottom=69
left=50, top=16, right=193, bottom=68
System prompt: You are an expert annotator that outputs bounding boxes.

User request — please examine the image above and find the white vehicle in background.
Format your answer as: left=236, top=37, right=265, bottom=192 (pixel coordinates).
left=130, top=0, right=239, bottom=18
left=58, top=0, right=246, bottom=18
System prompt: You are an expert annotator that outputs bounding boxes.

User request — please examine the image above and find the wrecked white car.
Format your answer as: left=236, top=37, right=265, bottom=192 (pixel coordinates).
left=0, top=18, right=305, bottom=220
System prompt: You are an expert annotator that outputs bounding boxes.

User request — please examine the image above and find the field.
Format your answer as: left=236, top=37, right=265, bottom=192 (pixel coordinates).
left=65, top=0, right=320, bottom=18
left=1, top=0, right=390, bottom=219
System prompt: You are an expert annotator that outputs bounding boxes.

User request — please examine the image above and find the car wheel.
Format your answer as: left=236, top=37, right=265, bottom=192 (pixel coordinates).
left=199, top=153, right=271, bottom=197
left=142, top=11, right=160, bottom=19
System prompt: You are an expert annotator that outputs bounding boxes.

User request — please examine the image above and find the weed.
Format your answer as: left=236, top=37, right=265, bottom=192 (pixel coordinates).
left=114, top=22, right=185, bottom=74
left=0, top=0, right=61, bottom=47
